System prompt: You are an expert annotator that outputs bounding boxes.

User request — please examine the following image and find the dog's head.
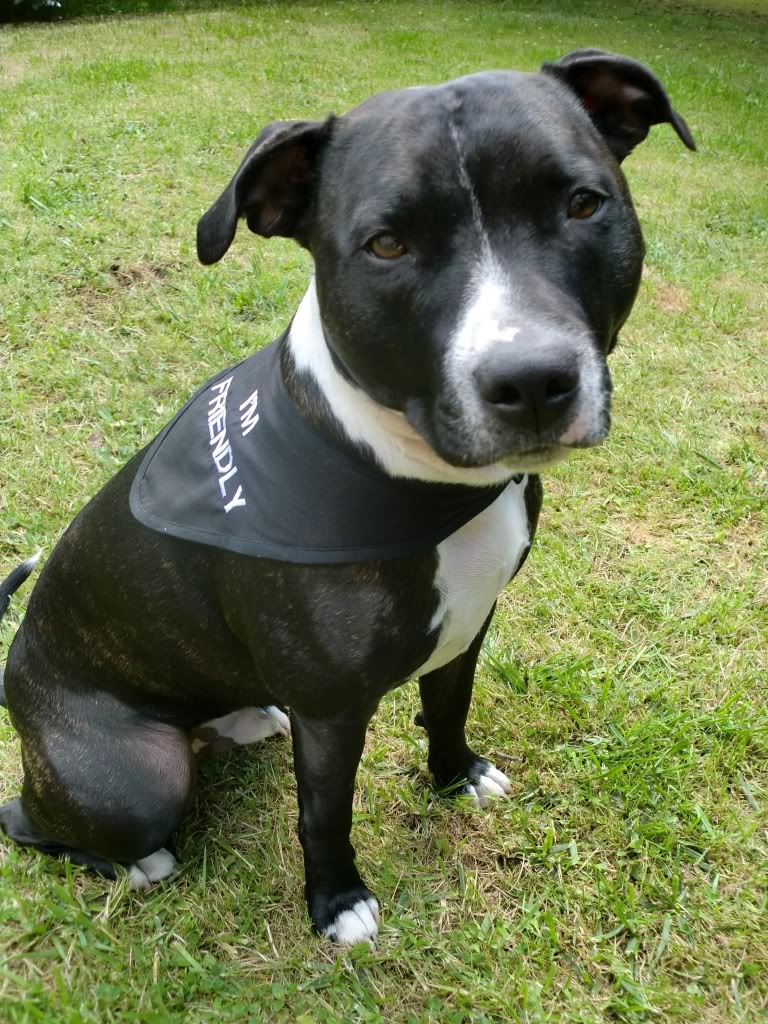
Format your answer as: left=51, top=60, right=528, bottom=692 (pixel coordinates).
left=198, top=50, right=694, bottom=473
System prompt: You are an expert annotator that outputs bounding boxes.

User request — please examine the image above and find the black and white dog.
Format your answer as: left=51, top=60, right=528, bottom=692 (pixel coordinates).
left=0, top=51, right=693, bottom=945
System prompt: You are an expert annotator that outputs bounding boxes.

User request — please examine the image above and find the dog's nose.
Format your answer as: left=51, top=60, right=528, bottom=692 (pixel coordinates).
left=473, top=343, right=580, bottom=433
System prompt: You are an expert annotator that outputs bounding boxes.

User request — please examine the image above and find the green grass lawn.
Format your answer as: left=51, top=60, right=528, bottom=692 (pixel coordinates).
left=1, top=1, right=767, bottom=1021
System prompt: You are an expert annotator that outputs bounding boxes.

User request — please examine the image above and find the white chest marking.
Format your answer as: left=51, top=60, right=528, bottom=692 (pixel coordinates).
left=415, top=477, right=529, bottom=677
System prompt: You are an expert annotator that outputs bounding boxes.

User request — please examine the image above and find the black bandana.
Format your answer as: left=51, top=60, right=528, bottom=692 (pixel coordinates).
left=130, top=339, right=512, bottom=564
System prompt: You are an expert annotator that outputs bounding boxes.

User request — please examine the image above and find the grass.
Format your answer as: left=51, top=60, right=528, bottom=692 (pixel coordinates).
left=1, top=0, right=767, bottom=1020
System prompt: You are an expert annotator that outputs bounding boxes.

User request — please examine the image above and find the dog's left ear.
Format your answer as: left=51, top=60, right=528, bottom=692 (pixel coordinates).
left=197, top=116, right=335, bottom=265
left=542, top=49, right=696, bottom=162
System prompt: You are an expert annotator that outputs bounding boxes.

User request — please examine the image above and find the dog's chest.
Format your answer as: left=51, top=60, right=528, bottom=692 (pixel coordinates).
left=415, top=478, right=530, bottom=677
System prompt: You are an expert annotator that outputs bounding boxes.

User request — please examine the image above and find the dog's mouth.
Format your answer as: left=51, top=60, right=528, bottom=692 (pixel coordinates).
left=500, top=444, right=572, bottom=473
left=396, top=384, right=612, bottom=481
left=432, top=434, right=605, bottom=475
left=508, top=444, right=560, bottom=460
left=428, top=401, right=612, bottom=474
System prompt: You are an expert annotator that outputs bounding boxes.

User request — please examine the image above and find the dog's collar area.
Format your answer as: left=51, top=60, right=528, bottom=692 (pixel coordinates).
left=130, top=338, right=521, bottom=565
left=311, top=330, right=529, bottom=486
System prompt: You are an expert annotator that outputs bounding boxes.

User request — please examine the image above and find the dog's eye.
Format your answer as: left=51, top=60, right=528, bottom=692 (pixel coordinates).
left=367, top=233, right=407, bottom=260
left=568, top=190, right=603, bottom=220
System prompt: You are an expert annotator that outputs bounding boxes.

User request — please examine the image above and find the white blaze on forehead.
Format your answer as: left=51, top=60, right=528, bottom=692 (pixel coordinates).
left=449, top=265, right=522, bottom=370
left=447, top=117, right=526, bottom=358
left=449, top=120, right=491, bottom=258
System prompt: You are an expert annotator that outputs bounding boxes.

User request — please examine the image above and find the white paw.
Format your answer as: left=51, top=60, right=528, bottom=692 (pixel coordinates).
left=264, top=705, right=291, bottom=738
left=127, top=865, right=151, bottom=891
left=467, top=763, right=513, bottom=808
left=128, top=847, right=177, bottom=889
left=323, top=898, right=380, bottom=946
left=191, top=705, right=291, bottom=752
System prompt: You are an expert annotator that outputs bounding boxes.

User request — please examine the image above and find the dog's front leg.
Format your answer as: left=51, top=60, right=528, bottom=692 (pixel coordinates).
left=291, top=703, right=380, bottom=945
left=417, top=606, right=513, bottom=807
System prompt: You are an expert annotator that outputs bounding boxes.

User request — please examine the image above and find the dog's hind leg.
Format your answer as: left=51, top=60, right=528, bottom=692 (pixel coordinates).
left=190, top=705, right=290, bottom=754
left=0, top=693, right=194, bottom=887
left=0, top=798, right=178, bottom=889
left=0, top=798, right=120, bottom=877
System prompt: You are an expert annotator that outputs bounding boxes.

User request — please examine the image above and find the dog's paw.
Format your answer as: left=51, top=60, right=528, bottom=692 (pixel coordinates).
left=465, top=761, right=513, bottom=808
left=128, top=848, right=177, bottom=890
left=312, top=887, right=380, bottom=946
left=263, top=705, right=291, bottom=738
left=324, top=898, right=380, bottom=946
left=435, top=757, right=513, bottom=808
left=191, top=705, right=290, bottom=753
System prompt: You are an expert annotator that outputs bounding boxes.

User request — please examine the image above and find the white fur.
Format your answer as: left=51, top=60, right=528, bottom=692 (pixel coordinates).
left=128, top=865, right=151, bottom=891
left=557, top=348, right=607, bottom=445
left=415, top=476, right=529, bottom=677
left=128, top=847, right=177, bottom=889
left=446, top=118, right=606, bottom=451
left=449, top=120, right=492, bottom=258
left=24, top=550, right=43, bottom=571
left=323, top=898, right=380, bottom=946
left=466, top=764, right=513, bottom=808
left=448, top=265, right=522, bottom=372
left=263, top=705, right=291, bottom=736
left=444, top=115, right=605, bottom=450
left=191, top=705, right=290, bottom=753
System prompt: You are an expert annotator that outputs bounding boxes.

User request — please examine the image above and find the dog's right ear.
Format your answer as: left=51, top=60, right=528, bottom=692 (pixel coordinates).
left=197, top=116, right=335, bottom=265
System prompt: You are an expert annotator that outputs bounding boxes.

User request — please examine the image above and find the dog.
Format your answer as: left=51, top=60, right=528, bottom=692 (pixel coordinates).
left=0, top=50, right=694, bottom=945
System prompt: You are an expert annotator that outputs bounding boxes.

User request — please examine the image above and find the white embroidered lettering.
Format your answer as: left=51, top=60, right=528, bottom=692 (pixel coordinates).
left=207, top=378, right=231, bottom=422
left=218, top=465, right=238, bottom=496
left=223, top=485, right=246, bottom=512
left=211, top=376, right=233, bottom=397
left=210, top=430, right=228, bottom=459
left=239, top=389, right=260, bottom=437
left=213, top=442, right=234, bottom=475
left=208, top=410, right=226, bottom=441
left=206, top=375, right=245, bottom=511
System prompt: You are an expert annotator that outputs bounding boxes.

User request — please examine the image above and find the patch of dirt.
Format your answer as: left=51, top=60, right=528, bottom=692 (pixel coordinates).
left=109, top=260, right=180, bottom=287
left=85, top=430, right=104, bottom=449
left=642, top=267, right=691, bottom=313
left=303, top=21, right=368, bottom=43
left=77, top=286, right=112, bottom=317
left=0, top=45, right=77, bottom=85
left=616, top=519, right=678, bottom=552
left=642, top=0, right=768, bottom=21
left=0, top=56, right=32, bottom=85
left=655, top=282, right=690, bottom=314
